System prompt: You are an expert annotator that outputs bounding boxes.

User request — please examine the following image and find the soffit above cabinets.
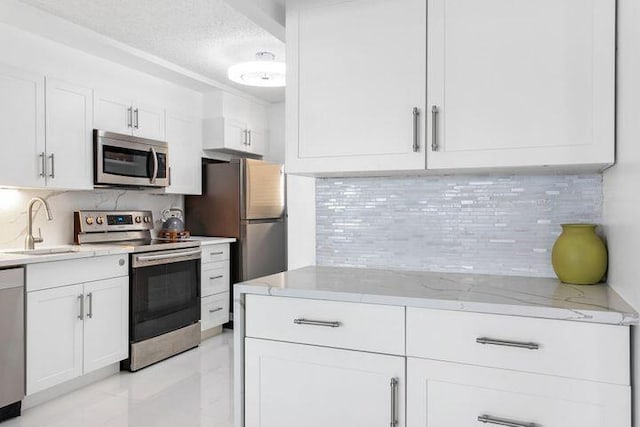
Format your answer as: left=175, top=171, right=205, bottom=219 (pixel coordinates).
left=17, top=0, right=285, bottom=102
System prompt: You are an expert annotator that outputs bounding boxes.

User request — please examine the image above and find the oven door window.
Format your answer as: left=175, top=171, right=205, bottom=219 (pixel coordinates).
left=102, top=145, right=153, bottom=179
left=131, top=258, right=200, bottom=342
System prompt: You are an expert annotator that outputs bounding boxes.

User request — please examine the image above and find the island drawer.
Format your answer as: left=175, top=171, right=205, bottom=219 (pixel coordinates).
left=201, top=261, right=230, bottom=297
left=408, top=358, right=631, bottom=427
left=245, top=295, right=405, bottom=355
left=201, top=244, right=230, bottom=264
left=406, top=307, right=630, bottom=385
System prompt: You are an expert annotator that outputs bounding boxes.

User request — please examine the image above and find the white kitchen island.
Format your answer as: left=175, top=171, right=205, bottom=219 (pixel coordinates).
left=234, top=266, right=638, bottom=427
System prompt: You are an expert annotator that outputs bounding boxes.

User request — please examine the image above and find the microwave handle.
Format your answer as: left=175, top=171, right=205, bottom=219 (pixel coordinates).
left=150, top=147, right=159, bottom=184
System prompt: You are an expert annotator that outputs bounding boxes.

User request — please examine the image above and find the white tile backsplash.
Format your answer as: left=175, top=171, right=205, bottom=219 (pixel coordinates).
left=316, top=174, right=603, bottom=278
left=0, top=188, right=182, bottom=250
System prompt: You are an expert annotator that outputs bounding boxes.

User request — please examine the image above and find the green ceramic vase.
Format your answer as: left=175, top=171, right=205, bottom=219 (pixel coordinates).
left=551, top=224, right=608, bottom=285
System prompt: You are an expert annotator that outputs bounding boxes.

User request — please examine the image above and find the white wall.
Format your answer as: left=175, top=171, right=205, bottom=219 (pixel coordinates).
left=0, top=23, right=203, bottom=115
left=602, top=0, right=640, bottom=424
left=267, top=102, right=285, bottom=164
left=286, top=175, right=316, bottom=269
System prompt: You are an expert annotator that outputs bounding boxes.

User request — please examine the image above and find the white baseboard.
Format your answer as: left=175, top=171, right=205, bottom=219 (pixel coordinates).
left=23, top=363, right=120, bottom=410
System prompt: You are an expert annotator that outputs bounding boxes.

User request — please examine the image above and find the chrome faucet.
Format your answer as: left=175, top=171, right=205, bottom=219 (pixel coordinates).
left=25, top=197, right=54, bottom=250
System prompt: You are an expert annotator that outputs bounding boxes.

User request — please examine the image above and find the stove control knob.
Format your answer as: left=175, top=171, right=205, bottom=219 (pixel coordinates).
left=96, top=216, right=104, bottom=225
left=85, top=216, right=94, bottom=225
left=135, top=216, right=142, bottom=224
left=143, top=216, right=151, bottom=223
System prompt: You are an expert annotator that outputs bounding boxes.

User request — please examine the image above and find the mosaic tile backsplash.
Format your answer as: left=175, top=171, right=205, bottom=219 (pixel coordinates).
left=316, top=174, right=603, bottom=278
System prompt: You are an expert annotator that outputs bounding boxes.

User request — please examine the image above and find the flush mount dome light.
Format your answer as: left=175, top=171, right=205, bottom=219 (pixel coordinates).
left=228, top=52, right=286, bottom=87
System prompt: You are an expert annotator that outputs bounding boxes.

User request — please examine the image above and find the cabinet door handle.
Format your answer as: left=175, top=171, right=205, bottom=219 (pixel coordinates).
left=127, top=107, right=133, bottom=128
left=389, top=377, right=398, bottom=427
left=477, top=414, right=540, bottom=427
left=134, top=108, right=139, bottom=129
left=248, top=130, right=252, bottom=146
left=431, top=105, right=439, bottom=151
left=39, top=152, right=46, bottom=178
left=48, top=153, right=55, bottom=179
left=293, top=318, right=341, bottom=328
left=209, top=307, right=224, bottom=314
left=412, top=107, right=420, bottom=152
left=86, top=292, right=93, bottom=319
left=243, top=129, right=248, bottom=146
left=476, top=337, right=539, bottom=350
left=209, top=275, right=224, bottom=280
left=77, top=294, right=84, bottom=320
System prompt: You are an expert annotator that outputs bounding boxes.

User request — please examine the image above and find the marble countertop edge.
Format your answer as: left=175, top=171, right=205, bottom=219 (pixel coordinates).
left=0, top=245, right=133, bottom=268
left=234, top=266, right=639, bottom=326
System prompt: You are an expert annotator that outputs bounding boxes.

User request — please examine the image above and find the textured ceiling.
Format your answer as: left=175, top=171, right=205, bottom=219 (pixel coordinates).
left=19, top=0, right=285, bottom=102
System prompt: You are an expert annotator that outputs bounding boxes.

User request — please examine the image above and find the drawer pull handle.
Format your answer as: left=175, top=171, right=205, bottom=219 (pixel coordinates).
left=209, top=275, right=224, bottom=280
left=209, top=307, right=224, bottom=313
left=293, top=318, right=341, bottom=328
left=478, top=414, right=540, bottom=427
left=389, top=377, right=398, bottom=427
left=210, top=251, right=223, bottom=256
left=476, top=337, right=539, bottom=350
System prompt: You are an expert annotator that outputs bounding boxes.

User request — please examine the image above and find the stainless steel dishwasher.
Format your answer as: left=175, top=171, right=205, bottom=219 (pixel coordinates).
left=0, top=268, right=24, bottom=422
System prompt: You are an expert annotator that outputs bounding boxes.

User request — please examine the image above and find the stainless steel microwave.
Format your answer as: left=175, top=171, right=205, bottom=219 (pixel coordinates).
left=94, top=130, right=169, bottom=188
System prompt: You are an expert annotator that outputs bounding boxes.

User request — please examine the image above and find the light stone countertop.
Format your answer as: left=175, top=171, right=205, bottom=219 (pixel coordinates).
left=236, top=266, right=638, bottom=326
left=0, top=245, right=133, bottom=268
left=189, top=236, right=236, bottom=245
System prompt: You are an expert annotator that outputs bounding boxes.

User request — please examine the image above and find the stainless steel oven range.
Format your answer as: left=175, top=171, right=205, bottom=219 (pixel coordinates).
left=74, top=210, right=201, bottom=371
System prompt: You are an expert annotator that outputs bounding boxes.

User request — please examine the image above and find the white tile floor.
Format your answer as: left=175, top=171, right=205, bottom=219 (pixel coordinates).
left=5, top=331, right=234, bottom=427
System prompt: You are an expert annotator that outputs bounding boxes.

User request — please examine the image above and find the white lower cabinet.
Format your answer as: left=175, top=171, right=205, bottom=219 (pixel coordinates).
left=26, top=257, right=129, bottom=395
left=241, top=296, right=632, bottom=427
left=407, top=358, right=631, bottom=427
left=245, top=338, right=405, bottom=427
left=26, top=284, right=84, bottom=394
left=83, top=277, right=129, bottom=373
left=200, top=243, right=231, bottom=333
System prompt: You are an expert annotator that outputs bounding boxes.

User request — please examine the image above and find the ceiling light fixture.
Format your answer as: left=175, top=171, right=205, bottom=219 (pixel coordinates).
left=228, top=52, right=286, bottom=88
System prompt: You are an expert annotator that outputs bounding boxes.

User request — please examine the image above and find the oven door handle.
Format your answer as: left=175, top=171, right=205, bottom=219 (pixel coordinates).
left=133, top=249, right=201, bottom=267
left=150, top=147, right=159, bottom=184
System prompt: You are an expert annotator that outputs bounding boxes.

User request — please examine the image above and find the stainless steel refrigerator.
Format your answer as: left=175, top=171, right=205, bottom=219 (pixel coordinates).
left=185, top=159, right=286, bottom=324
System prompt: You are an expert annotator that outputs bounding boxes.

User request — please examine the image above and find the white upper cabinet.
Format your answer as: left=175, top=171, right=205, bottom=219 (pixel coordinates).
left=286, top=0, right=615, bottom=176
left=94, top=92, right=166, bottom=140
left=0, top=66, right=93, bottom=190
left=286, top=0, right=427, bottom=174
left=133, top=102, right=165, bottom=140
left=0, top=64, right=45, bottom=188
left=165, top=111, right=202, bottom=195
left=45, top=78, right=93, bottom=190
left=93, top=93, right=132, bottom=136
left=203, top=91, right=268, bottom=157
left=426, top=0, right=615, bottom=170
left=247, top=128, right=266, bottom=157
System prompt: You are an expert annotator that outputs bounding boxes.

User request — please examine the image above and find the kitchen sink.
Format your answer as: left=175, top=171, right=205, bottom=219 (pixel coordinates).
left=5, top=247, right=80, bottom=256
